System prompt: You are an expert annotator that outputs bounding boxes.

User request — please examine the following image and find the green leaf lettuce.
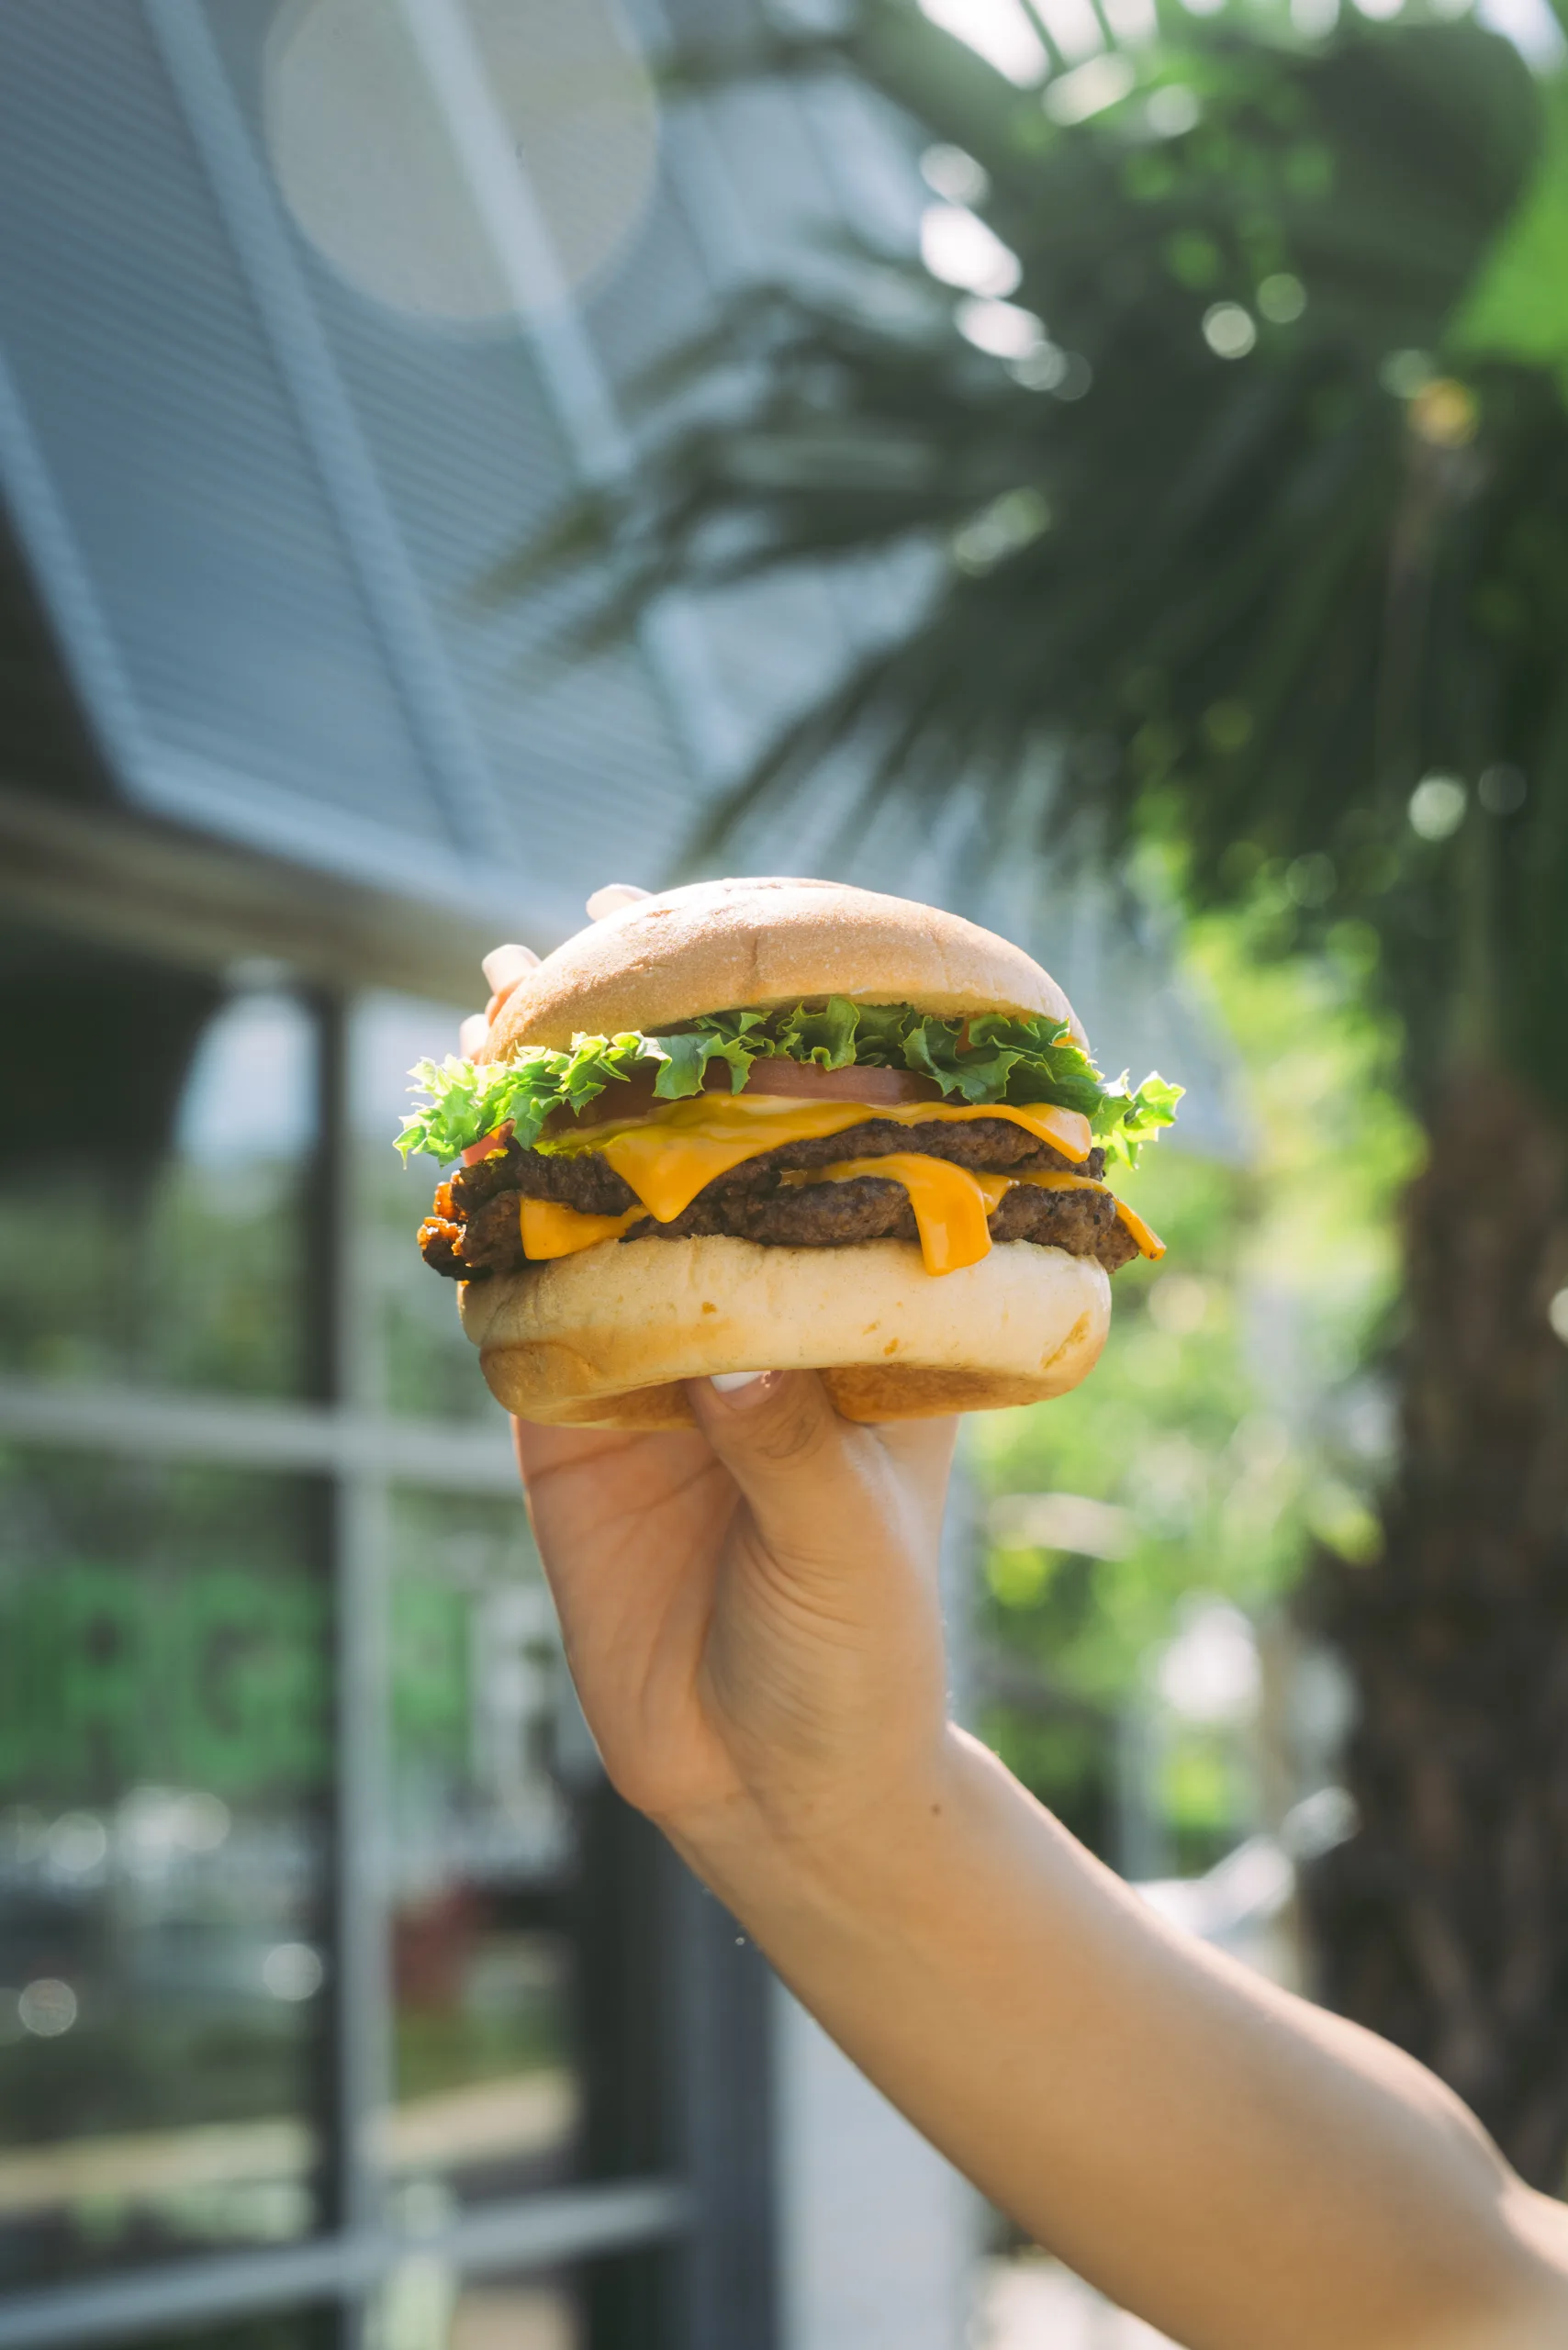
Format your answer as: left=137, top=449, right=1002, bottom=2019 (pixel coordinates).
left=397, top=997, right=1181, bottom=1169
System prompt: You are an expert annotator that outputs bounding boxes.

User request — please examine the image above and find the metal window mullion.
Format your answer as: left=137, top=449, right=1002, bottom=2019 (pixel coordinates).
left=319, top=993, right=392, bottom=2335
left=0, top=2181, right=693, bottom=2350
left=0, top=1382, right=520, bottom=1490
left=329, top=1469, right=393, bottom=2248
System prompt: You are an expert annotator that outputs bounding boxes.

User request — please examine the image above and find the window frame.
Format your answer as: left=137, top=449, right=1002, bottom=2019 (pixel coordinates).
left=0, top=976, right=775, bottom=2350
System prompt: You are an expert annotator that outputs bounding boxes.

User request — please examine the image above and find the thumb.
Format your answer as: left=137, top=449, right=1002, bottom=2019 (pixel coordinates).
left=687, top=1371, right=953, bottom=1593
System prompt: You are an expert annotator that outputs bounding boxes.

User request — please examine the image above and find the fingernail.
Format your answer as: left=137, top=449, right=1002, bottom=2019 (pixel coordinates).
left=709, top=1371, right=780, bottom=1404
left=481, top=943, right=541, bottom=990
left=586, top=885, right=651, bottom=921
left=458, top=1013, right=490, bottom=1056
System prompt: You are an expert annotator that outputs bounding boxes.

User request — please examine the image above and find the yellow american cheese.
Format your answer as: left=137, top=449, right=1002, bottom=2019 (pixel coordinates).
left=513, top=1094, right=1164, bottom=1271
left=519, top=1197, right=643, bottom=1259
left=808, top=1155, right=1010, bottom=1276
left=799, top=1161, right=1165, bottom=1269
left=539, top=1091, right=1092, bottom=1225
left=514, top=1147, right=1163, bottom=1273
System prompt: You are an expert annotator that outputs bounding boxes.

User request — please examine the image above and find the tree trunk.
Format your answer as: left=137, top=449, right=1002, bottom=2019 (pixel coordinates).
left=1303, top=1068, right=1568, bottom=2188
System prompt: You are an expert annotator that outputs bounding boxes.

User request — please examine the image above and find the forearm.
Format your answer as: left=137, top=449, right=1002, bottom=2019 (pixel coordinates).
left=667, top=1728, right=1568, bottom=2350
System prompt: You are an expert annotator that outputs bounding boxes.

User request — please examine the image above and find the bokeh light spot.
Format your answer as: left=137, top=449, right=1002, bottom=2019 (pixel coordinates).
left=1380, top=348, right=1434, bottom=399
left=1146, top=84, right=1201, bottom=136
left=953, top=487, right=1051, bottom=574
left=263, top=1942, right=326, bottom=2002
left=17, top=1979, right=77, bottom=2038
left=920, top=143, right=990, bottom=205
left=917, top=0, right=1050, bottom=84
left=921, top=204, right=1023, bottom=297
left=1478, top=764, right=1527, bottom=815
left=1408, top=379, right=1479, bottom=450
left=1258, top=272, right=1306, bottom=323
left=1203, top=302, right=1257, bottom=359
left=265, top=0, right=659, bottom=326
left=1044, top=53, right=1137, bottom=122
left=1408, top=775, right=1466, bottom=841
left=956, top=296, right=1046, bottom=358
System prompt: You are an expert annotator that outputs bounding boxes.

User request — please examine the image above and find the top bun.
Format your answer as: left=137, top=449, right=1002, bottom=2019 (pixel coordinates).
left=487, top=878, right=1085, bottom=1058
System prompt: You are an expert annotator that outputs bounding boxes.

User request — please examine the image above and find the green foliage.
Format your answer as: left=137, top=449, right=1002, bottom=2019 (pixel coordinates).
left=0, top=1158, right=313, bottom=1397
left=968, top=906, right=1419, bottom=1823
left=1456, top=77, right=1568, bottom=390
left=398, top=998, right=1180, bottom=1165
left=535, top=1, right=1568, bottom=1113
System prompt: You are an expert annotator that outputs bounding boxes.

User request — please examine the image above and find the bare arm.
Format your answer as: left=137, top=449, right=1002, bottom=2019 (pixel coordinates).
left=516, top=1368, right=1568, bottom=2350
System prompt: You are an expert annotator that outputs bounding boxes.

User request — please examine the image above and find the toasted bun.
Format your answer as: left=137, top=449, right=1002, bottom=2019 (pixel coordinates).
left=486, top=878, right=1085, bottom=1058
left=459, top=1237, right=1109, bottom=1428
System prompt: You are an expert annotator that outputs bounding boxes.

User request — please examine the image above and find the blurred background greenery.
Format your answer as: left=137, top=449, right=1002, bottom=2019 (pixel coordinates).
left=969, top=902, right=1417, bottom=1870
left=529, top=0, right=1568, bottom=2192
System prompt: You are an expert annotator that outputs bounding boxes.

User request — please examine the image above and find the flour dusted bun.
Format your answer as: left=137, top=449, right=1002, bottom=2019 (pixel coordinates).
left=485, top=877, right=1085, bottom=1058
left=459, top=1237, right=1110, bottom=1428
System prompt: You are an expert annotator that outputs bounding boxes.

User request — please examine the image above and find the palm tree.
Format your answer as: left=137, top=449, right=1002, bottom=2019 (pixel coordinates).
left=516, top=0, right=1568, bottom=2183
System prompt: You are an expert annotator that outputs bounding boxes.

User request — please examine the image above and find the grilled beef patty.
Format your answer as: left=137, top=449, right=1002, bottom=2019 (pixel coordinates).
left=419, top=1117, right=1137, bottom=1280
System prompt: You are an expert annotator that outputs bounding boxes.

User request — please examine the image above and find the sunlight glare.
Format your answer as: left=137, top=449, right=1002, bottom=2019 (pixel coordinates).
left=1030, top=0, right=1106, bottom=63
left=1043, top=52, right=1135, bottom=122
left=956, top=297, right=1047, bottom=357
left=922, top=205, right=1024, bottom=298
left=917, top=0, right=1051, bottom=84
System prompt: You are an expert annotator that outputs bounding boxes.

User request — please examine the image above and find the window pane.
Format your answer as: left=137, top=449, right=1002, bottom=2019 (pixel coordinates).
left=449, top=2274, right=581, bottom=2350
left=0, top=1449, right=332, bottom=2287
left=367, top=2265, right=580, bottom=2350
left=385, top=1488, right=583, bottom=2215
left=355, top=991, right=498, bottom=1423
left=134, top=2313, right=336, bottom=2350
left=0, top=925, right=318, bottom=1398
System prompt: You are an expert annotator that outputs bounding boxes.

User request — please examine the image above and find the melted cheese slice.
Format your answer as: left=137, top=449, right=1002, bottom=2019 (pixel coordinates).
left=813, top=1155, right=1012, bottom=1276
left=540, top=1092, right=1092, bottom=1225
left=798, top=1160, right=1164, bottom=1270
left=519, top=1197, right=642, bottom=1259
left=516, top=1150, right=1164, bottom=1271
left=790, top=1158, right=1163, bottom=1272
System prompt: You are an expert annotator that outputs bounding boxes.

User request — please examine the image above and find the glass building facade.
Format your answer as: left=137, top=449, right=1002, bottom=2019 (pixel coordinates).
left=0, top=4, right=973, bottom=2339
left=0, top=932, right=774, bottom=2346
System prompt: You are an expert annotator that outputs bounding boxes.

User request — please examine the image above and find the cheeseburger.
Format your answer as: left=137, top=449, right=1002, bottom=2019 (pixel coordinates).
left=399, top=878, right=1180, bottom=1428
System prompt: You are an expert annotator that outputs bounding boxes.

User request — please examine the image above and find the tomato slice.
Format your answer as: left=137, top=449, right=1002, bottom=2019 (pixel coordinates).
left=462, top=1119, right=514, bottom=1166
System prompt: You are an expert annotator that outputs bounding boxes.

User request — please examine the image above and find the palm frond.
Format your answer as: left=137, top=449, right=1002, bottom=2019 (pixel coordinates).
left=500, top=2, right=1568, bottom=1096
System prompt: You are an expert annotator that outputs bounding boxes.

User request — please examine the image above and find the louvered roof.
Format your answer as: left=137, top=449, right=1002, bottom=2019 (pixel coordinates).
left=0, top=0, right=1236, bottom=1146
left=0, top=0, right=737, bottom=950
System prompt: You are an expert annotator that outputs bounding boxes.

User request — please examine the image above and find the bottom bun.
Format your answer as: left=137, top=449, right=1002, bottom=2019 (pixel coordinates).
left=459, top=1236, right=1109, bottom=1429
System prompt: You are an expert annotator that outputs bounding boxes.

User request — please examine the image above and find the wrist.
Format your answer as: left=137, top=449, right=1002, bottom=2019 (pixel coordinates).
left=655, top=1721, right=981, bottom=1929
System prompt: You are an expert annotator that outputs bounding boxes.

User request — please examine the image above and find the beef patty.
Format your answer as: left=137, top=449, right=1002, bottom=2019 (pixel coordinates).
left=419, top=1116, right=1137, bottom=1280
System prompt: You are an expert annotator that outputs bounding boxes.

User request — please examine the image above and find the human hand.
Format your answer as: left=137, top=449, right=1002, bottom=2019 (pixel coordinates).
left=457, top=917, right=959, bottom=1863
left=512, top=1384, right=958, bottom=1856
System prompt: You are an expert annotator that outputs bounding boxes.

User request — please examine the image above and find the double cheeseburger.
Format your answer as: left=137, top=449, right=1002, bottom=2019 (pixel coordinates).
left=401, top=878, right=1180, bottom=1428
